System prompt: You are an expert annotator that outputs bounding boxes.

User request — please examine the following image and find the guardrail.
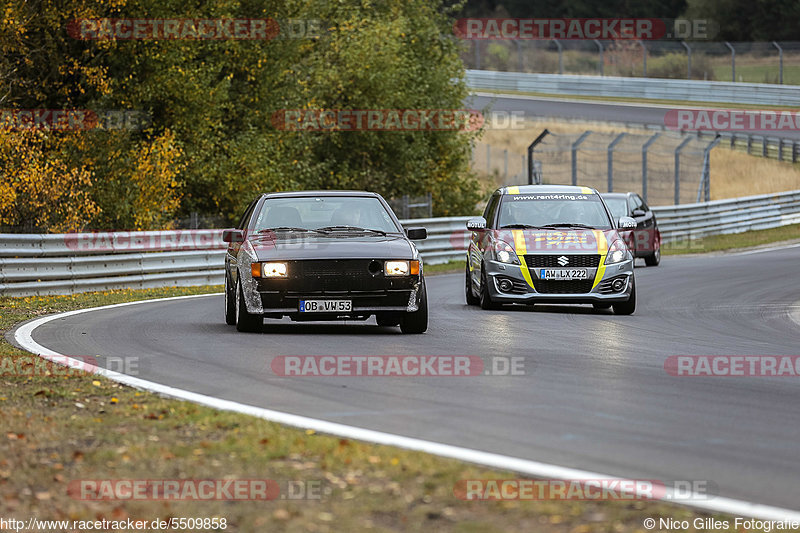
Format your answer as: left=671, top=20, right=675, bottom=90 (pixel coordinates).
left=466, top=69, right=800, bottom=107
left=2, top=190, right=799, bottom=296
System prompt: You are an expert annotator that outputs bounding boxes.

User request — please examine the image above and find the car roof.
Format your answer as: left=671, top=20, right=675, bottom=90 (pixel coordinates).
left=260, top=190, right=381, bottom=199
left=496, top=184, right=599, bottom=195
left=599, top=192, right=631, bottom=199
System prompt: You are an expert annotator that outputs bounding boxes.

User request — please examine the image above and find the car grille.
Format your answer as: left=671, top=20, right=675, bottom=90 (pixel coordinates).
left=298, top=260, right=370, bottom=278
left=524, top=254, right=601, bottom=268
left=532, top=279, right=594, bottom=294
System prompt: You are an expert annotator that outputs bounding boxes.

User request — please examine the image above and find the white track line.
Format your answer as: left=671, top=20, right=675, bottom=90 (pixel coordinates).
left=13, top=294, right=800, bottom=521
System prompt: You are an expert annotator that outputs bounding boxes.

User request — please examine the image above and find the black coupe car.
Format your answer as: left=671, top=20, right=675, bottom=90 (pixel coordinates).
left=222, top=191, right=428, bottom=333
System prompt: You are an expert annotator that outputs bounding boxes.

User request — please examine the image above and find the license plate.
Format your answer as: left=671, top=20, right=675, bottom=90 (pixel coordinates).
left=299, top=300, right=352, bottom=313
left=539, top=269, right=589, bottom=280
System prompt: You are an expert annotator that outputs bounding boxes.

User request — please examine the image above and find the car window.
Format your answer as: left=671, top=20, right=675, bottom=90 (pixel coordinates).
left=498, top=192, right=612, bottom=229
left=252, top=196, right=401, bottom=233
left=483, top=194, right=500, bottom=228
left=236, top=200, right=258, bottom=230
left=602, top=198, right=629, bottom=220
left=637, top=195, right=649, bottom=212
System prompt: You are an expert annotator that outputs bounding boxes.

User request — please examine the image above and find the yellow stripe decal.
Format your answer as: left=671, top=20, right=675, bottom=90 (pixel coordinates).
left=512, top=230, right=535, bottom=289
left=592, top=230, right=608, bottom=289
left=581, top=187, right=593, bottom=194
left=507, top=186, right=520, bottom=194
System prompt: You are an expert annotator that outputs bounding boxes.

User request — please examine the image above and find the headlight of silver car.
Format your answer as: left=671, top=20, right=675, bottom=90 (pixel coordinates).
left=493, top=240, right=521, bottom=265
left=604, top=239, right=629, bottom=265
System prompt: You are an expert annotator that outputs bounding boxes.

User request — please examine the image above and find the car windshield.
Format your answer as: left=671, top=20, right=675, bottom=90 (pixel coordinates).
left=498, top=192, right=613, bottom=230
left=602, top=198, right=629, bottom=220
left=252, top=196, right=400, bottom=234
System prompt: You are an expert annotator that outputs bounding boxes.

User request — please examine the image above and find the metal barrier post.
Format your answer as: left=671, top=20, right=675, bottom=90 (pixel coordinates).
left=642, top=133, right=661, bottom=203
left=773, top=41, right=783, bottom=84
left=527, top=129, right=550, bottom=184
left=681, top=41, right=692, bottom=79
left=725, top=42, right=735, bottom=81
left=553, top=39, right=563, bottom=74
left=594, top=39, right=604, bottom=76
left=607, top=133, right=627, bottom=192
left=572, top=131, right=593, bottom=186
left=674, top=136, right=694, bottom=205
left=697, top=135, right=722, bottom=202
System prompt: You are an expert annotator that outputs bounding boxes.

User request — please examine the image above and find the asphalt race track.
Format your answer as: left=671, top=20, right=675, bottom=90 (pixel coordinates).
left=23, top=247, right=800, bottom=511
left=469, top=93, right=800, bottom=142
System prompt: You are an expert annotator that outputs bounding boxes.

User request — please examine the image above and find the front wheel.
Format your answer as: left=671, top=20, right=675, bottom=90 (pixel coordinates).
left=479, top=269, right=499, bottom=310
left=465, top=264, right=480, bottom=306
left=224, top=272, right=236, bottom=325
left=235, top=278, right=263, bottom=332
left=400, top=281, right=428, bottom=334
left=612, top=285, right=636, bottom=315
left=644, top=245, right=661, bottom=266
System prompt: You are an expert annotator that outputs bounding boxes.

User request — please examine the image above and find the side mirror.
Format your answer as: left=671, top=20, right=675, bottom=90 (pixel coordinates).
left=618, top=217, right=636, bottom=229
left=466, top=217, right=487, bottom=231
left=222, top=229, right=245, bottom=243
left=405, top=227, right=427, bottom=240
left=632, top=209, right=646, bottom=217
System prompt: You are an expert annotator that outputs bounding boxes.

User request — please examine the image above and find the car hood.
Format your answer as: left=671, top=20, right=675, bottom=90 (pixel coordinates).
left=491, top=228, right=622, bottom=255
left=247, top=232, right=416, bottom=261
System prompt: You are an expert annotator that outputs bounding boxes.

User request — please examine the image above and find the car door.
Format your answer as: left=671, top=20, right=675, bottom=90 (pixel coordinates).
left=227, top=199, right=259, bottom=286
left=629, top=194, right=655, bottom=254
left=470, top=193, right=500, bottom=287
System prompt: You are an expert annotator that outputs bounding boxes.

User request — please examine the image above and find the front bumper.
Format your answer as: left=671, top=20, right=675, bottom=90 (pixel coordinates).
left=483, top=257, right=634, bottom=304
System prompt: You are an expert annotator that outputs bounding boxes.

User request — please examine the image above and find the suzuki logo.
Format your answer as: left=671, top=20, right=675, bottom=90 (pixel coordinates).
left=557, top=255, right=569, bottom=266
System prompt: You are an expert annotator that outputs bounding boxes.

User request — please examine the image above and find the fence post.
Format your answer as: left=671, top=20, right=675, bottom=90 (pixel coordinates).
left=681, top=41, right=692, bottom=79
left=725, top=42, right=735, bottom=81
left=674, top=136, right=693, bottom=205
left=594, top=39, right=604, bottom=76
left=697, top=135, right=722, bottom=203
left=553, top=39, right=563, bottom=74
left=527, top=129, right=550, bottom=184
left=747, top=134, right=752, bottom=155
left=516, top=40, right=523, bottom=72
left=607, top=133, right=627, bottom=192
left=571, top=131, right=593, bottom=186
left=642, top=133, right=660, bottom=204
left=639, top=40, right=647, bottom=77
left=762, top=137, right=767, bottom=157
left=773, top=41, right=783, bottom=84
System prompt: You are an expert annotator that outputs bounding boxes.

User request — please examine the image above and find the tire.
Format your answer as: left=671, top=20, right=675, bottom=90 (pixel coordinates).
left=644, top=244, right=661, bottom=266
left=235, top=278, right=262, bottom=332
left=479, top=268, right=499, bottom=310
left=465, top=264, right=480, bottom=306
left=612, top=285, right=636, bottom=315
left=592, top=303, right=612, bottom=310
left=224, top=272, right=236, bottom=325
left=376, top=314, right=401, bottom=327
left=400, top=281, right=428, bottom=334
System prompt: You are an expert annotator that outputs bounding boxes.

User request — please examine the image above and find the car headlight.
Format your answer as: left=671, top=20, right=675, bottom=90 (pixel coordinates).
left=385, top=260, right=420, bottom=276
left=493, top=240, right=520, bottom=265
left=252, top=262, right=287, bottom=277
left=604, top=240, right=629, bottom=265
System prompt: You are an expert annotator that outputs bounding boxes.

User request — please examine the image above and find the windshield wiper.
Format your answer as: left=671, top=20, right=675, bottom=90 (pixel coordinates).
left=500, top=224, right=542, bottom=229
left=315, top=225, right=387, bottom=236
left=540, top=223, right=596, bottom=230
left=258, top=227, right=323, bottom=234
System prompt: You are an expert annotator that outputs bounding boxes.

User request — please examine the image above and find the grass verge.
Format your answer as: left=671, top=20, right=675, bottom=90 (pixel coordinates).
left=663, top=223, right=800, bottom=255
left=1, top=286, right=738, bottom=532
